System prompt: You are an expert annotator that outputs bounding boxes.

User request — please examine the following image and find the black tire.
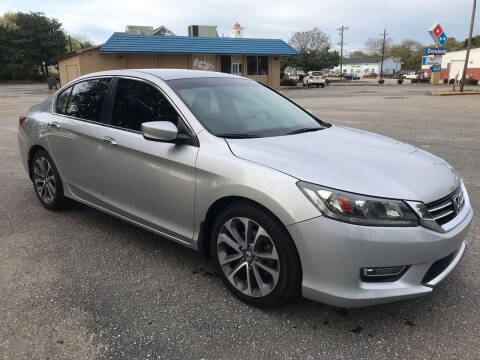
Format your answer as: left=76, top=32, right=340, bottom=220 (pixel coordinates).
left=211, top=201, right=301, bottom=307
left=31, top=149, right=66, bottom=210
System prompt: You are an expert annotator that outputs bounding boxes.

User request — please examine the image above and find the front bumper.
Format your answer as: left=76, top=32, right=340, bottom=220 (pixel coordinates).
left=288, top=200, right=473, bottom=308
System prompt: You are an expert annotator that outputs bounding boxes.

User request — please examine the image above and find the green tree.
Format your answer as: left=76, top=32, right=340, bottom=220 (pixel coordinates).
left=348, top=50, right=369, bottom=58
left=0, top=11, right=66, bottom=80
left=387, top=39, right=424, bottom=71
left=284, top=28, right=340, bottom=73
left=443, top=37, right=464, bottom=51
left=65, top=34, right=94, bottom=52
left=463, top=34, right=480, bottom=48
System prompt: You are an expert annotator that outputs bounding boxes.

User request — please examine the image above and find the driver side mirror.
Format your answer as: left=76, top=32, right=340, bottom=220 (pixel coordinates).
left=142, top=121, right=178, bottom=142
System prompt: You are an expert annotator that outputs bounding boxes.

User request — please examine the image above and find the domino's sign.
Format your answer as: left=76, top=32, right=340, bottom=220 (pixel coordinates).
left=424, top=48, right=446, bottom=55
left=428, top=23, right=448, bottom=47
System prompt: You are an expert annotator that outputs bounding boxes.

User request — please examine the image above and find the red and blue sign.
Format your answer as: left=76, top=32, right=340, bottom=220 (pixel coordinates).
left=428, top=23, right=448, bottom=47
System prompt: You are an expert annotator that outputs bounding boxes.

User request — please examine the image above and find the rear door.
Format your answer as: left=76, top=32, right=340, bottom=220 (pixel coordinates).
left=98, top=77, right=198, bottom=243
left=47, top=78, right=111, bottom=204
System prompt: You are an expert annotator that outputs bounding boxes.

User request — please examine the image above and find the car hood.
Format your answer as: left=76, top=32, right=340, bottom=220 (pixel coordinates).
left=226, top=126, right=459, bottom=203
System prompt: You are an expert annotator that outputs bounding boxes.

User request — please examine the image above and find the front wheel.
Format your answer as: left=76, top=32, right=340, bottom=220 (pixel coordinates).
left=211, top=202, right=301, bottom=307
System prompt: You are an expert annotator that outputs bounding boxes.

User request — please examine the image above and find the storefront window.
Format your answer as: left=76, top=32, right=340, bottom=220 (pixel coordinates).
left=247, top=56, right=268, bottom=75
left=192, top=55, right=216, bottom=71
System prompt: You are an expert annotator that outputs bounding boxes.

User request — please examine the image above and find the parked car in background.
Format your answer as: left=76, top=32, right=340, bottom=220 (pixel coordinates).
left=403, top=72, right=419, bottom=80
left=343, top=73, right=360, bottom=80
left=303, top=71, right=326, bottom=87
left=18, top=69, right=472, bottom=308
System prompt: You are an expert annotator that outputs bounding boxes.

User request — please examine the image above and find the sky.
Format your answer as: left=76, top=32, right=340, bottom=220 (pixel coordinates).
left=0, top=0, right=478, bottom=54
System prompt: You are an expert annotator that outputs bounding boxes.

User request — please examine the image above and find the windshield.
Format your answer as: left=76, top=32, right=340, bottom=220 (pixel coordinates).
left=311, top=72, right=323, bottom=76
left=167, top=77, right=327, bottom=137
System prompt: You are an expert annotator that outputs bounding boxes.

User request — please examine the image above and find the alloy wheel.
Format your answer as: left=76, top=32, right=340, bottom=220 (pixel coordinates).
left=33, top=156, right=56, bottom=204
left=217, top=217, right=280, bottom=297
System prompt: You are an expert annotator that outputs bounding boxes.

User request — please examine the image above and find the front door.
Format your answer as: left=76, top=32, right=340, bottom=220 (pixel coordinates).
left=47, top=78, right=111, bottom=204
left=231, top=63, right=241, bottom=75
left=98, top=78, right=198, bottom=242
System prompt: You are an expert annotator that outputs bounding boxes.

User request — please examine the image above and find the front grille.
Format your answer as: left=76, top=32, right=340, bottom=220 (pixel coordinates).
left=425, top=187, right=465, bottom=226
left=422, top=251, right=457, bottom=284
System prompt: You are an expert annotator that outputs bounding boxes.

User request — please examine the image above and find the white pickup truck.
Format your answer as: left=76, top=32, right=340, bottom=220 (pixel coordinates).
left=402, top=72, right=419, bottom=80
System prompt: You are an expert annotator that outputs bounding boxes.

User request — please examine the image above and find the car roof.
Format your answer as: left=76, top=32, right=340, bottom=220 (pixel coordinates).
left=72, top=69, right=243, bottom=82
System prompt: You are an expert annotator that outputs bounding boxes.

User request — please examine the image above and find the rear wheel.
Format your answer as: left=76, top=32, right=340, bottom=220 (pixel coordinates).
left=211, top=202, right=301, bottom=307
left=31, top=149, right=66, bottom=210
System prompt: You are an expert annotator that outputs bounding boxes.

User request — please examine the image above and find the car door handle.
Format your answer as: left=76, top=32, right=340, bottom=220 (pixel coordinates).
left=99, top=136, right=117, bottom=146
left=48, top=122, right=60, bottom=129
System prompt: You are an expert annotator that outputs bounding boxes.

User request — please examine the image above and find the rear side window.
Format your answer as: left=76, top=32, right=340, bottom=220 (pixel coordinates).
left=111, top=78, right=178, bottom=132
left=66, top=78, right=110, bottom=122
left=55, top=87, right=72, bottom=114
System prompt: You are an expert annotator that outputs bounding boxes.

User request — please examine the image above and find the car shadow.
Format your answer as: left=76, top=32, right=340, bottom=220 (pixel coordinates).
left=56, top=199, right=466, bottom=337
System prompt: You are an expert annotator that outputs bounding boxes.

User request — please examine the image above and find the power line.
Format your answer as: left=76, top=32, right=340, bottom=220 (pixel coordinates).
left=337, top=25, right=349, bottom=74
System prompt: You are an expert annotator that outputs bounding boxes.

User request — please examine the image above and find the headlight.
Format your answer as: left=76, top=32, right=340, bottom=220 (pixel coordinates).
left=297, top=181, right=419, bottom=226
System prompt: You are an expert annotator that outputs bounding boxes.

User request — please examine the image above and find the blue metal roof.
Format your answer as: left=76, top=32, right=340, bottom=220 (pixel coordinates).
left=99, top=33, right=298, bottom=55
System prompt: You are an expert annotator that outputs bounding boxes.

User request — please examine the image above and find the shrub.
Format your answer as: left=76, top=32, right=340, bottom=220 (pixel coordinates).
left=411, top=78, right=418, bottom=83
left=280, top=78, right=298, bottom=86
left=325, top=78, right=330, bottom=85
left=449, top=79, right=455, bottom=84
left=443, top=78, right=448, bottom=84
left=465, top=78, right=478, bottom=85
left=378, top=78, right=385, bottom=84
left=397, top=78, right=403, bottom=84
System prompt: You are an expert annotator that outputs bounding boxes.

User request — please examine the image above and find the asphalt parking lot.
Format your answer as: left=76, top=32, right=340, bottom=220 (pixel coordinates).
left=1, top=83, right=479, bottom=359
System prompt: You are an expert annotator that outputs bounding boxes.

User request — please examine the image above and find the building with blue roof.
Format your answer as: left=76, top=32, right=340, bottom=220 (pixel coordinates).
left=58, top=24, right=298, bottom=88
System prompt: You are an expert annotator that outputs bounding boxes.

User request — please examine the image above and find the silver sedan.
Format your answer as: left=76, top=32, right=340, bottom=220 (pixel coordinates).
left=18, top=69, right=473, bottom=307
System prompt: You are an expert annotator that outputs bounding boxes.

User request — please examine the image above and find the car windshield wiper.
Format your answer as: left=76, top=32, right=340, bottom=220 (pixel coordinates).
left=217, top=133, right=261, bottom=139
left=285, top=127, right=323, bottom=135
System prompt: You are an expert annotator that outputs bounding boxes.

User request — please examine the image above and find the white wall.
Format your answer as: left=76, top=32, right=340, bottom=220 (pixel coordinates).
left=440, top=48, right=480, bottom=79
left=333, top=57, right=401, bottom=75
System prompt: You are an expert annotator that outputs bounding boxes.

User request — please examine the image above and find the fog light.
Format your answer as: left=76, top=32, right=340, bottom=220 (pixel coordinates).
left=360, top=266, right=408, bottom=282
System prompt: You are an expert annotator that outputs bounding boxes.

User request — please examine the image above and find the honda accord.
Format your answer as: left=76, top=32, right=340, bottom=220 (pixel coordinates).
left=18, top=69, right=473, bottom=307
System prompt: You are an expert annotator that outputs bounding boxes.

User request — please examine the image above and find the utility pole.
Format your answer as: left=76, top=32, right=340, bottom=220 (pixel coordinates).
left=380, top=29, right=388, bottom=76
left=337, top=26, right=348, bottom=75
left=460, top=0, right=477, bottom=92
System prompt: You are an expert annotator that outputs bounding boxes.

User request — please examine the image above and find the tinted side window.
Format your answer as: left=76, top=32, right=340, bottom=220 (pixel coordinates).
left=66, top=78, right=110, bottom=122
left=55, top=87, right=72, bottom=114
left=111, top=79, right=178, bottom=132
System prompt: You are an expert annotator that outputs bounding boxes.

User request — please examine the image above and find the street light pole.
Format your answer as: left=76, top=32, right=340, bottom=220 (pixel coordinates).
left=460, top=0, right=477, bottom=92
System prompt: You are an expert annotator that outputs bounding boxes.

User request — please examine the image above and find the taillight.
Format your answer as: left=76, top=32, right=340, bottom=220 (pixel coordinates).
left=322, top=76, right=326, bottom=79
left=19, top=114, right=27, bottom=128
left=309, top=76, right=313, bottom=79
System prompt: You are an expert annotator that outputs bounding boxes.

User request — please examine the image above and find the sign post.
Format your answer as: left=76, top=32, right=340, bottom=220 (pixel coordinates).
left=427, top=24, right=448, bottom=84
